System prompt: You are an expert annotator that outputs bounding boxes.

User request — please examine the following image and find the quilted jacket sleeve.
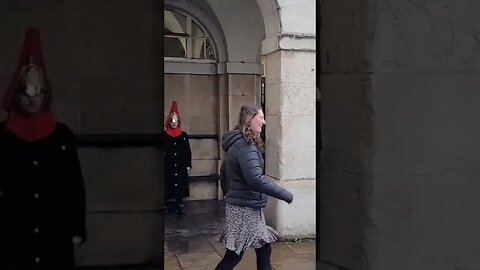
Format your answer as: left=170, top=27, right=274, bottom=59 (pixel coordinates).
left=237, top=145, right=293, bottom=203
left=220, top=160, right=228, bottom=196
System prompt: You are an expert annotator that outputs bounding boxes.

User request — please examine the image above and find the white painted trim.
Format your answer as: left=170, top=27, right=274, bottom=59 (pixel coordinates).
left=164, top=0, right=228, bottom=62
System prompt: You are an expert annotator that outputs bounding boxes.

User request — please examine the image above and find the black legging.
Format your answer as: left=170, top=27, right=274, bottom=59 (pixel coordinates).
left=215, top=243, right=272, bottom=270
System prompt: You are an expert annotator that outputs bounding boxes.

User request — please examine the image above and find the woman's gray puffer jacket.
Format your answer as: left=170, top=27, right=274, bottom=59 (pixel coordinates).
left=219, top=129, right=293, bottom=209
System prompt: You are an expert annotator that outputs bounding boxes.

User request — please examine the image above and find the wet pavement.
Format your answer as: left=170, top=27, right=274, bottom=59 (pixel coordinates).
left=164, top=200, right=316, bottom=270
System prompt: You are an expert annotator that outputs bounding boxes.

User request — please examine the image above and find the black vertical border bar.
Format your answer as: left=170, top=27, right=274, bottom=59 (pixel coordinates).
left=157, top=0, right=165, bottom=206
left=316, top=0, right=322, bottom=268
left=154, top=0, right=165, bottom=268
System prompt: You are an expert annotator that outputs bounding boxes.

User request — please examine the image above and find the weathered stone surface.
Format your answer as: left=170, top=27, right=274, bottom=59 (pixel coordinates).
left=190, top=159, right=218, bottom=176
left=371, top=0, right=480, bottom=74
left=229, top=74, right=258, bottom=96
left=79, top=148, right=163, bottom=212
left=321, top=0, right=480, bottom=269
left=190, top=139, right=218, bottom=160
left=75, top=212, right=164, bottom=266
left=264, top=179, right=316, bottom=239
left=371, top=73, right=480, bottom=176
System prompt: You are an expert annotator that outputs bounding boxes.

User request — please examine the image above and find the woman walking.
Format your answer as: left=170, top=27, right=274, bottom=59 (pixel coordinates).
left=216, top=104, right=293, bottom=270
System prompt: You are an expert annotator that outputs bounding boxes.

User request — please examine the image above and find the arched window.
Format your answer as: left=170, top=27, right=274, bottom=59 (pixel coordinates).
left=164, top=9, right=216, bottom=61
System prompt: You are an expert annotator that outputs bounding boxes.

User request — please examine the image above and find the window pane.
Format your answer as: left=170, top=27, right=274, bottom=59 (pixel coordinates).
left=205, top=38, right=215, bottom=60
left=191, top=37, right=205, bottom=59
left=191, top=20, right=205, bottom=38
left=191, top=38, right=216, bottom=60
left=165, top=36, right=186, bottom=58
left=164, top=10, right=187, bottom=36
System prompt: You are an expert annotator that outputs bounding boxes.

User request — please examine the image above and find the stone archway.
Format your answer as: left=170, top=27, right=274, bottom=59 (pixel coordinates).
left=255, top=0, right=282, bottom=55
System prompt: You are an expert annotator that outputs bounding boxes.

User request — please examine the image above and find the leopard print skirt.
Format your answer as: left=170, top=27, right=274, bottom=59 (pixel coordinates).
left=218, top=203, right=278, bottom=255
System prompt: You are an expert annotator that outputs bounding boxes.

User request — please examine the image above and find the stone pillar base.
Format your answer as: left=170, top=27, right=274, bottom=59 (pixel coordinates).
left=264, top=178, right=316, bottom=239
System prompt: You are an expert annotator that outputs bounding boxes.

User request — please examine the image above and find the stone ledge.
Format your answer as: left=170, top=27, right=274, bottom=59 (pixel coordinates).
left=262, top=33, right=316, bottom=55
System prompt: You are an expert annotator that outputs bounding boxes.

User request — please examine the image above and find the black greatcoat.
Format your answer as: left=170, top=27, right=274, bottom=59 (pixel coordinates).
left=163, top=131, right=192, bottom=201
left=0, top=122, right=86, bottom=270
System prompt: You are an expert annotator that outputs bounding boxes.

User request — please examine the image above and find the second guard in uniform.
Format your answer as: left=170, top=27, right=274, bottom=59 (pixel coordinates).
left=0, top=28, right=86, bottom=270
left=163, top=101, right=192, bottom=215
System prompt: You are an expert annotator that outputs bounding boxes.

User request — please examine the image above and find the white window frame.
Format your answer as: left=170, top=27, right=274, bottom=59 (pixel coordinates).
left=164, top=9, right=217, bottom=62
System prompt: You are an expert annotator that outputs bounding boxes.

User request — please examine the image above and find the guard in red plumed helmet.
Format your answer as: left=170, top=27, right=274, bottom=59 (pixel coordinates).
left=2, top=27, right=56, bottom=141
left=163, top=101, right=192, bottom=215
left=0, top=28, right=87, bottom=270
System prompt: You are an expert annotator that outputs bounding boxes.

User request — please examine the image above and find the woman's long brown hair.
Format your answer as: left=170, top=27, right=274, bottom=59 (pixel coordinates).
left=235, top=104, right=265, bottom=153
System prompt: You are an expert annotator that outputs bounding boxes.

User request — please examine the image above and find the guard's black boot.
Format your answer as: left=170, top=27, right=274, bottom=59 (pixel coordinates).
left=175, top=200, right=186, bottom=216
left=167, top=206, right=176, bottom=214
left=176, top=208, right=186, bottom=216
left=165, top=201, right=175, bottom=214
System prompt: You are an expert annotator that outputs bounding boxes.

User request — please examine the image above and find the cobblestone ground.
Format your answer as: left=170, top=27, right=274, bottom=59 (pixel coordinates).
left=164, top=200, right=316, bottom=270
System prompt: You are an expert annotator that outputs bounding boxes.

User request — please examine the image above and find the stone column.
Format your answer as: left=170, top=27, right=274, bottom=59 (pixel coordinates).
left=263, top=48, right=316, bottom=239
left=255, top=0, right=317, bottom=239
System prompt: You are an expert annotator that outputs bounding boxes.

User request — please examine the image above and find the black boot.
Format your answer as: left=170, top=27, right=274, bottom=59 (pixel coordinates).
left=175, top=199, right=186, bottom=216
left=167, top=206, right=176, bottom=214
left=176, top=207, right=186, bottom=216
left=165, top=201, right=175, bottom=214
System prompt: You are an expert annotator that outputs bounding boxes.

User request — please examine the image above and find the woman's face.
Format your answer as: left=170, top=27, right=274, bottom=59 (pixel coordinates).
left=250, top=109, right=266, bottom=134
left=17, top=91, right=45, bottom=115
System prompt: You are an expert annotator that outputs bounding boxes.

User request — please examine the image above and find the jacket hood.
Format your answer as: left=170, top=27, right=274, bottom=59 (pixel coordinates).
left=221, top=129, right=243, bottom=152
